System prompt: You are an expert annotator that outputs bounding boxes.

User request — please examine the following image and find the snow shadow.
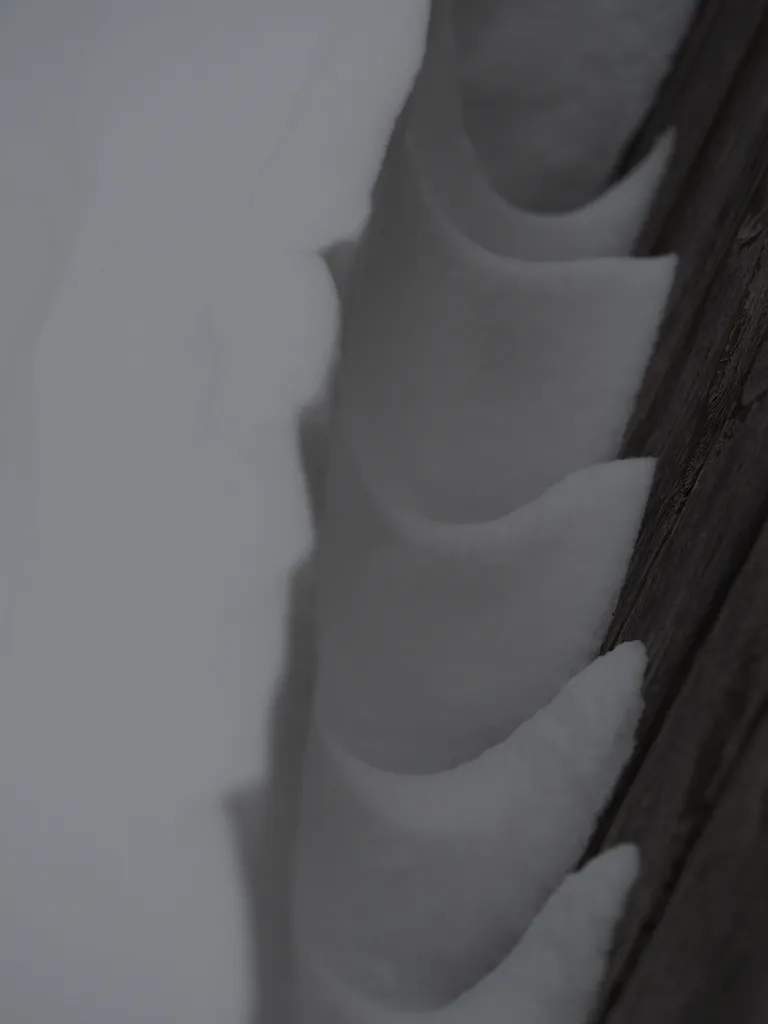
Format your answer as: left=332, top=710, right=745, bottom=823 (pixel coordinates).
left=224, top=240, right=350, bottom=1024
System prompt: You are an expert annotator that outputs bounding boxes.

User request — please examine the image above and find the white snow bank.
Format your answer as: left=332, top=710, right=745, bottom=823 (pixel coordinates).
left=0, top=4, right=428, bottom=1023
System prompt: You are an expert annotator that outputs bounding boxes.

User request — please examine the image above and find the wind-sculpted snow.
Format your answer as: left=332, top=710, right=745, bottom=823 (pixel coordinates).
left=292, top=3, right=686, bottom=1020
left=0, top=4, right=428, bottom=1023
left=0, top=1, right=694, bottom=1021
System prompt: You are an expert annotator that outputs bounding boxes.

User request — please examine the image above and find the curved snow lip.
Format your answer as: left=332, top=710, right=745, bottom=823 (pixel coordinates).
left=316, top=433, right=654, bottom=771
left=292, top=2, right=689, bottom=1018
left=324, top=416, right=656, bottom=542
left=338, top=138, right=676, bottom=522
left=294, top=844, right=640, bottom=1024
left=295, top=642, right=644, bottom=1008
left=399, top=0, right=674, bottom=261
left=370, top=122, right=677, bottom=278
left=452, top=0, right=696, bottom=211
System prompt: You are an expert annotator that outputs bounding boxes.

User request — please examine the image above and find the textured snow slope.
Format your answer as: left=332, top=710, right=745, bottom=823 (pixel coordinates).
left=0, top=4, right=427, bottom=1022
left=293, top=1, right=688, bottom=1020
left=0, top=1, right=694, bottom=1021
left=454, top=0, right=697, bottom=209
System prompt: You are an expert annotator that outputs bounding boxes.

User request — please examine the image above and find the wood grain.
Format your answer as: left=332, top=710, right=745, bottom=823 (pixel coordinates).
left=599, top=513, right=768, bottom=1017
left=607, top=694, right=768, bottom=1024
left=584, top=1, right=768, bottom=1018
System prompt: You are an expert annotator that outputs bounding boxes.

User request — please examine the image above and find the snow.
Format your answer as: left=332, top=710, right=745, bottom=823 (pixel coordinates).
left=333, top=126, right=676, bottom=524
left=453, top=0, right=697, bottom=210
left=295, top=643, right=645, bottom=1008
left=295, top=845, right=641, bottom=1024
left=0, top=4, right=428, bottom=1023
left=293, top=2, right=686, bottom=1018
left=406, top=2, right=676, bottom=261
left=0, top=1, right=695, bottom=1021
left=317, top=439, right=655, bottom=771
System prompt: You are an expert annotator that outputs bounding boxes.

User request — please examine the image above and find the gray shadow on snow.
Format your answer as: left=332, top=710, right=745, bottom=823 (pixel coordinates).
left=224, top=239, right=352, bottom=1024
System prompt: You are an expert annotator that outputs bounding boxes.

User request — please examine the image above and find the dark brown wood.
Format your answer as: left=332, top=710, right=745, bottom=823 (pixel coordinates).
left=606, top=697, right=768, bottom=1024
left=606, top=0, right=768, bottom=730
left=598, top=511, right=768, bottom=1018
left=585, top=1, right=768, bottom=1019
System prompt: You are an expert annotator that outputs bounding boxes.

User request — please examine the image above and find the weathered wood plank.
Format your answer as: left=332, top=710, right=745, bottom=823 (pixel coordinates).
left=596, top=514, right=768, bottom=1016
left=609, top=718, right=768, bottom=1024
left=585, top=2, right=768, bottom=1019
left=603, top=608, right=768, bottom=1022
left=606, top=0, right=768, bottom=730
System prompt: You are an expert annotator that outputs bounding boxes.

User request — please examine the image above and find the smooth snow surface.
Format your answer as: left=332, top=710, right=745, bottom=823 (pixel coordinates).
left=0, top=4, right=428, bottom=1023
left=295, top=846, right=641, bottom=1024
left=336, top=133, right=676, bottom=524
left=317, top=437, right=654, bottom=770
left=0, top=0, right=694, bottom=1020
left=453, top=0, right=696, bottom=210
left=293, top=1, right=684, bottom=1018
left=296, top=643, right=645, bottom=1007
left=407, top=1, right=676, bottom=260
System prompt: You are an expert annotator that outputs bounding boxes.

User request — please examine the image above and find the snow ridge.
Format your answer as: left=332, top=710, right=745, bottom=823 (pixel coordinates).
left=292, top=3, right=685, bottom=1020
